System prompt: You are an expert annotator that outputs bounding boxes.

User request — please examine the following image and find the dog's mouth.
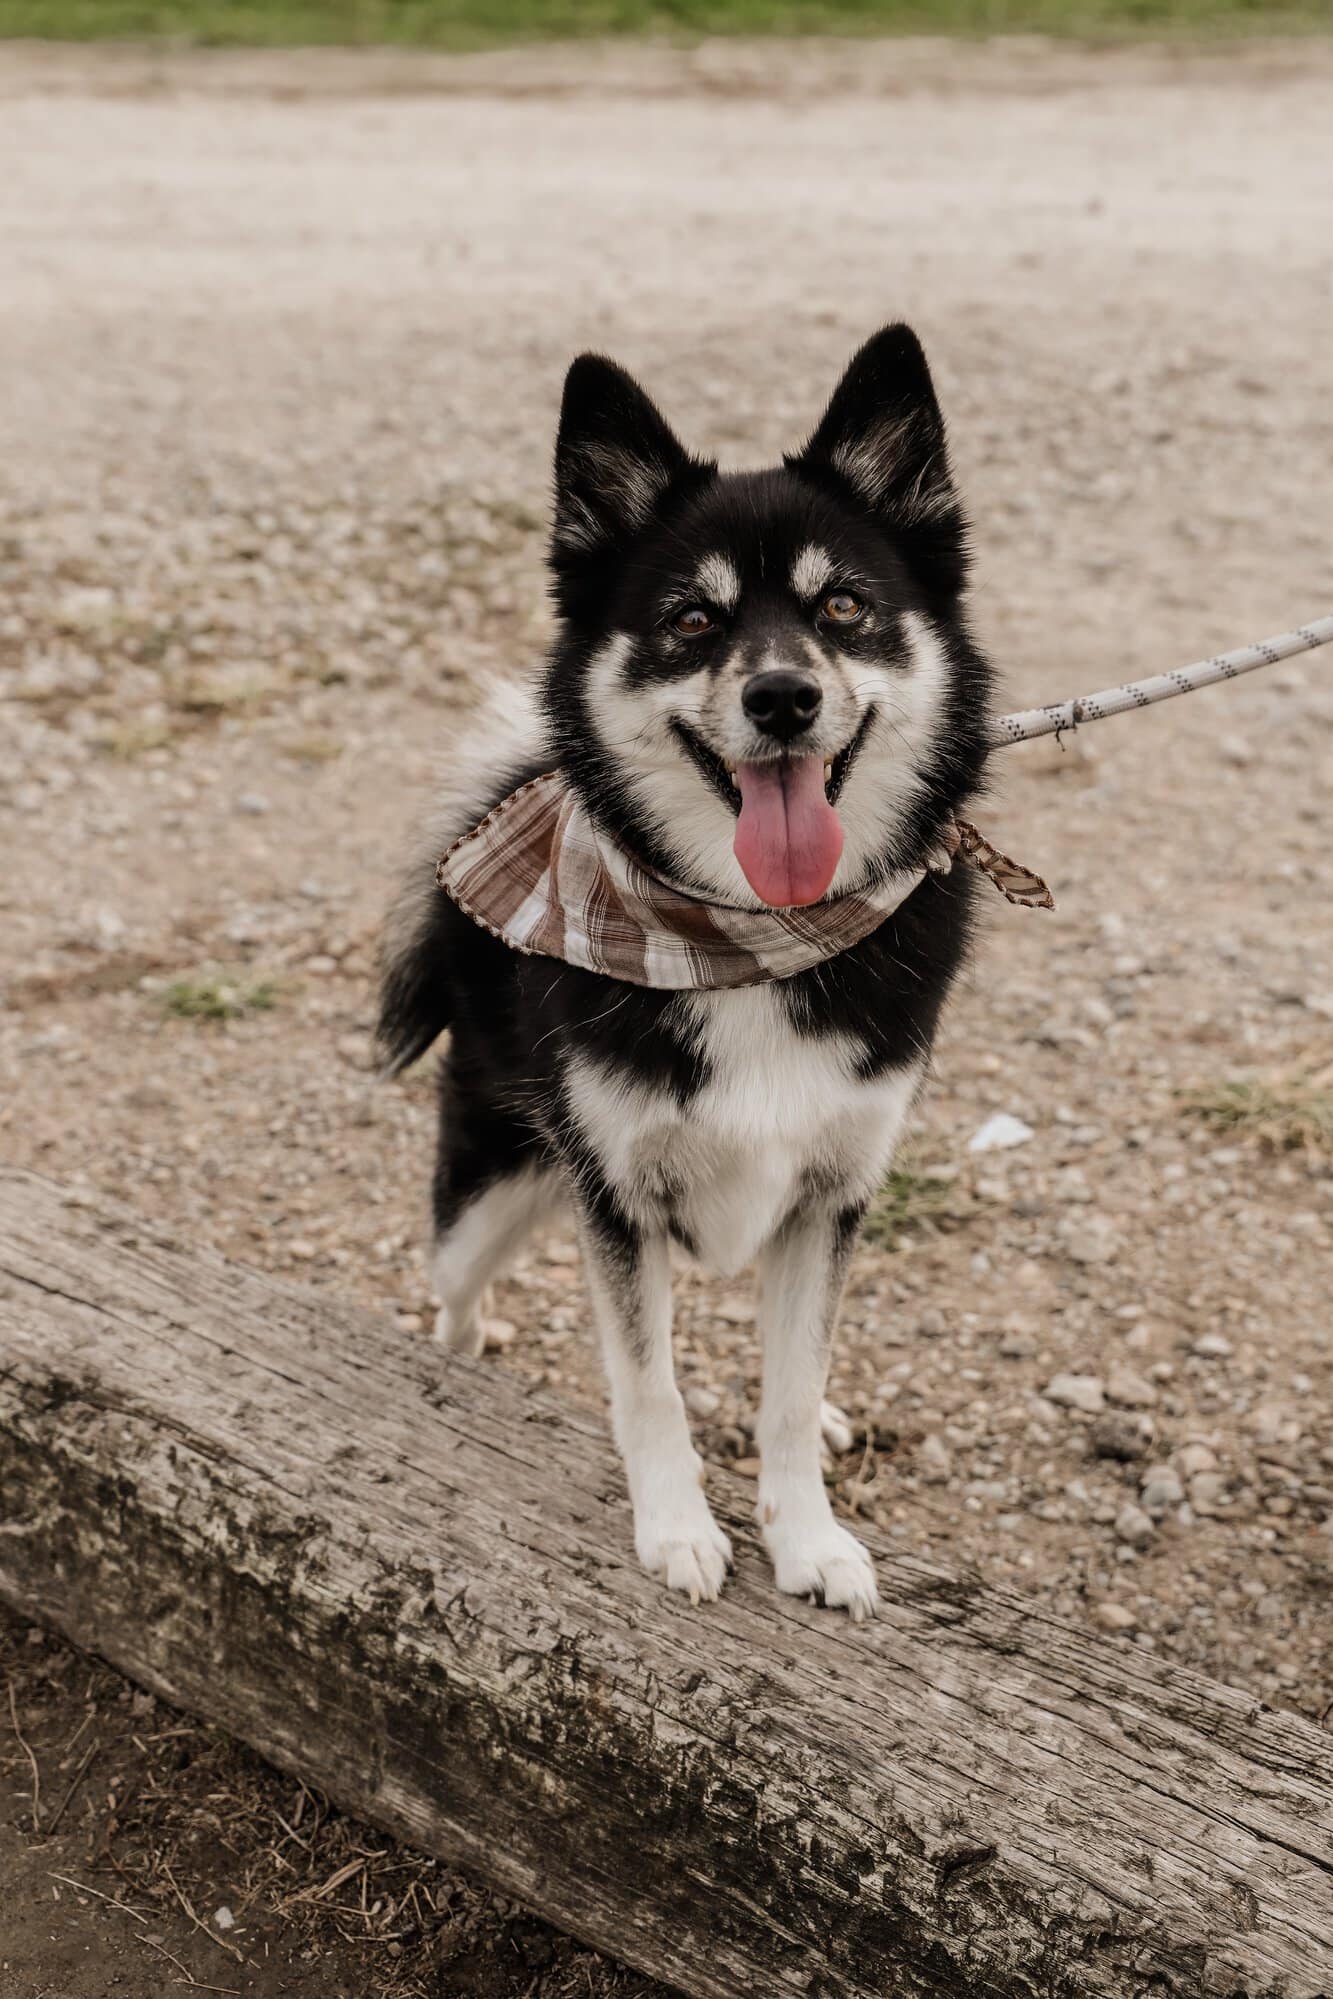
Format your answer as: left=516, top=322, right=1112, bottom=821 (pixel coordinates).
left=670, top=709, right=875, bottom=908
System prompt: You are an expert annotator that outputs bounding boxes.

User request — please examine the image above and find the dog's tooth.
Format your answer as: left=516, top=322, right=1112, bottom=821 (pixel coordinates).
left=824, top=760, right=833, bottom=782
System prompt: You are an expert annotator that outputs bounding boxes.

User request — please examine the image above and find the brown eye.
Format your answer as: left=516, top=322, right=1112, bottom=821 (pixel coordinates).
left=672, top=605, right=715, bottom=637
left=820, top=590, right=865, bottom=625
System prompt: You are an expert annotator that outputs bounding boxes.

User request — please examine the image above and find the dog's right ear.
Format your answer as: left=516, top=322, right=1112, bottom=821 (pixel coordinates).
left=550, top=355, right=702, bottom=605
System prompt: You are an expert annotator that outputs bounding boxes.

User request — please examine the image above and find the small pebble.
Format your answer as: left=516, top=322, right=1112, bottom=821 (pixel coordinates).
left=1140, top=1466, right=1185, bottom=1516
left=1106, top=1365, right=1158, bottom=1409
left=1174, top=1443, right=1218, bottom=1477
left=1056, top=1214, right=1119, bottom=1266
left=1192, top=1334, right=1233, bottom=1359
left=968, top=1112, right=1034, bottom=1154
left=998, top=1327, right=1037, bottom=1358
left=1044, top=1373, right=1106, bottom=1414
left=917, top=1434, right=953, bottom=1484
left=1091, top=1415, right=1148, bottom=1462
left=1115, top=1503, right=1155, bottom=1549
left=1189, top=1472, right=1228, bottom=1515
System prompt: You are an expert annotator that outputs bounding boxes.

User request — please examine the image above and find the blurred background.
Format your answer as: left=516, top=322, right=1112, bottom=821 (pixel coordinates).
left=1, top=3, right=1330, bottom=1995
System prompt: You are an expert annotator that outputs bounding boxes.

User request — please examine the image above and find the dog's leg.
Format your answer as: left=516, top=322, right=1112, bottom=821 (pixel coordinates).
left=755, top=1205, right=877, bottom=1619
left=431, top=1043, right=560, bottom=1354
left=431, top=1162, right=558, bottom=1355
left=578, top=1203, right=732, bottom=1604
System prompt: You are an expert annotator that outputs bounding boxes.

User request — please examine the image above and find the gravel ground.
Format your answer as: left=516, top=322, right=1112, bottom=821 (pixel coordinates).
left=2, top=34, right=1331, bottom=1997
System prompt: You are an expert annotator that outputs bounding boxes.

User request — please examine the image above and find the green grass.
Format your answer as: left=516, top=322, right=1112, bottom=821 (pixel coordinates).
left=1, top=0, right=1327, bottom=47
left=1183, top=1072, right=1333, bottom=1155
left=862, top=1164, right=954, bottom=1248
left=161, top=970, right=280, bottom=1022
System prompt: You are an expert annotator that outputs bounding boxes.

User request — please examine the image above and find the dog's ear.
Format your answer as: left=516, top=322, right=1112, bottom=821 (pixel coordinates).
left=789, top=324, right=969, bottom=603
left=551, top=355, right=700, bottom=592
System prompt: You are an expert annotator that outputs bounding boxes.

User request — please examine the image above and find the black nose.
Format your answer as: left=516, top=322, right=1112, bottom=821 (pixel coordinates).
left=741, top=669, right=823, bottom=743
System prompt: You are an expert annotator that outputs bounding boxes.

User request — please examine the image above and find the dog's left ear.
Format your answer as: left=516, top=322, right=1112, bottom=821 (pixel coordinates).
left=789, top=324, right=969, bottom=603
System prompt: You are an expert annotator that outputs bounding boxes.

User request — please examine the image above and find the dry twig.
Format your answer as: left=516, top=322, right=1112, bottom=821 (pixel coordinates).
left=162, top=1860, right=245, bottom=1963
left=7, top=1675, right=42, bottom=1833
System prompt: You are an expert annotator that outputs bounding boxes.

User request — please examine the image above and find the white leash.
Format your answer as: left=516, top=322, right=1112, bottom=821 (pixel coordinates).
left=989, top=615, right=1333, bottom=748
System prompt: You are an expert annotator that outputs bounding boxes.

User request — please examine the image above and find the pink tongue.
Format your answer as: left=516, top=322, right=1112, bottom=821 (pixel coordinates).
left=733, top=753, right=844, bottom=907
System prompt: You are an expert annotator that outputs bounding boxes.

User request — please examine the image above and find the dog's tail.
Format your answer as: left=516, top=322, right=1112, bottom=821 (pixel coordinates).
left=375, top=849, right=455, bottom=1076
left=375, top=676, right=546, bottom=1077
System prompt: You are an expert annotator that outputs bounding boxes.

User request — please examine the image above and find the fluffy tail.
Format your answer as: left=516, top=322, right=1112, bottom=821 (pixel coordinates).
left=375, top=676, right=546, bottom=1076
left=375, top=849, right=454, bottom=1076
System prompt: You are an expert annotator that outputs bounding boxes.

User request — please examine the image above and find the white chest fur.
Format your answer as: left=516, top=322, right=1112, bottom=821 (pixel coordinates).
left=566, top=987, right=919, bottom=1276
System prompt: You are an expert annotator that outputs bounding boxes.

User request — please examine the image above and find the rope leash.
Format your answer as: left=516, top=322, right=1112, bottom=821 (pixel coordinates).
left=989, top=615, right=1333, bottom=748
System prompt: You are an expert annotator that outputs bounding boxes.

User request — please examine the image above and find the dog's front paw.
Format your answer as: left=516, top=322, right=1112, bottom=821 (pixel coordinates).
left=764, top=1511, right=878, bottom=1622
left=636, top=1500, right=733, bottom=1606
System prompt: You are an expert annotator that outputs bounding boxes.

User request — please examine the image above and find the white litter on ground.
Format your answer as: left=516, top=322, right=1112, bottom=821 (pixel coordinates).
left=968, top=1113, right=1035, bottom=1154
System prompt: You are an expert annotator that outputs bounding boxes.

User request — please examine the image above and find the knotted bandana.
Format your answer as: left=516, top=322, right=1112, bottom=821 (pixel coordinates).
left=437, top=770, right=1050, bottom=992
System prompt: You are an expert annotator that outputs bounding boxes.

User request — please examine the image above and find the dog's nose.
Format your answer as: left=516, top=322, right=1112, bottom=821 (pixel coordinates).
left=741, top=669, right=823, bottom=743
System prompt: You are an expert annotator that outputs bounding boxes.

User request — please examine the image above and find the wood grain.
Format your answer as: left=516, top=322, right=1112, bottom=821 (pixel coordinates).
left=0, top=1170, right=1328, bottom=1998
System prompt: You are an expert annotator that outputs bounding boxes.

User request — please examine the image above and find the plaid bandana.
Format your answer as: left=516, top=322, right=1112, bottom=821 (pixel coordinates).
left=437, top=770, right=1050, bottom=992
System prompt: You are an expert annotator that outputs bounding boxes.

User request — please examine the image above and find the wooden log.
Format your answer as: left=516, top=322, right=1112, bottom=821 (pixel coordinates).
left=0, top=1168, right=1329, bottom=1999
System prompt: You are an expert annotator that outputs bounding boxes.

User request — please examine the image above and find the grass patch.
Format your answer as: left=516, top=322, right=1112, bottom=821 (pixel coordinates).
left=863, top=1163, right=954, bottom=1248
left=161, top=969, right=280, bottom=1021
left=282, top=731, right=344, bottom=762
left=167, top=669, right=275, bottom=718
left=1, top=0, right=1328, bottom=47
left=96, top=719, right=173, bottom=758
left=1183, top=1068, right=1333, bottom=1154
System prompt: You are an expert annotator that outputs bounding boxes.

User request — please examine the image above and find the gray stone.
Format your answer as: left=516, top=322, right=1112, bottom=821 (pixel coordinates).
left=1189, top=1472, right=1229, bottom=1515
left=1057, top=1215, right=1119, bottom=1266
left=1091, top=1416, right=1149, bottom=1463
left=1043, top=1373, right=1106, bottom=1415
left=917, top=1435, right=953, bottom=1485
left=1174, top=1443, right=1218, bottom=1478
left=1115, top=1503, right=1156, bottom=1549
left=1140, top=1467, right=1185, bottom=1517
left=1106, top=1365, right=1158, bottom=1409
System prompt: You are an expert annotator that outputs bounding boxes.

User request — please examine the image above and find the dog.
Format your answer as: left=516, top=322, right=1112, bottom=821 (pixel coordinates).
left=377, top=324, right=992, bottom=1618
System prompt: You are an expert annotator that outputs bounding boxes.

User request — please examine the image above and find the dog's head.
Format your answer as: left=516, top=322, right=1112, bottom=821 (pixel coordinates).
left=544, top=324, right=991, bottom=909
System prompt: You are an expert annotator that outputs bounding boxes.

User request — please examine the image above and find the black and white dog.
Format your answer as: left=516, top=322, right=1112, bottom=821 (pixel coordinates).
left=378, top=324, right=991, bottom=1618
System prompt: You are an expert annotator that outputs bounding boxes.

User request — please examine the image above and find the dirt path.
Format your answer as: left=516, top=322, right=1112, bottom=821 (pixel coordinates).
left=2, top=37, right=1330, bottom=1998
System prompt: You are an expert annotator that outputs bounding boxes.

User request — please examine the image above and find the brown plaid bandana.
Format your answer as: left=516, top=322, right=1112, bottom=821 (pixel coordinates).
left=437, top=771, right=1051, bottom=992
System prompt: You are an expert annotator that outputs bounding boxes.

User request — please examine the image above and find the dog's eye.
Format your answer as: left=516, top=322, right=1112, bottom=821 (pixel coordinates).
left=820, top=590, right=865, bottom=626
left=672, top=605, right=715, bottom=637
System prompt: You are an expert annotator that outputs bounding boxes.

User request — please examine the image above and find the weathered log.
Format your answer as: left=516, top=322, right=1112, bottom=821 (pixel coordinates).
left=0, top=1169, right=1328, bottom=1998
